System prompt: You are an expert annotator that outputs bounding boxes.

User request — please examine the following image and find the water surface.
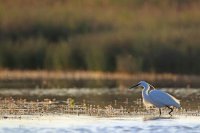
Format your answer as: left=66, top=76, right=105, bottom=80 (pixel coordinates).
left=0, top=88, right=200, bottom=133
left=1, top=115, right=200, bottom=133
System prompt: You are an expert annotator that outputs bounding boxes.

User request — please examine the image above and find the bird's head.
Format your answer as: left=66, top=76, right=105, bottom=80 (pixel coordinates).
left=129, top=81, right=149, bottom=89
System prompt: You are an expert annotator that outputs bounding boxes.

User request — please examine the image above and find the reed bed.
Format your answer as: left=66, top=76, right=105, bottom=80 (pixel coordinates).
left=0, top=0, right=200, bottom=74
left=0, top=70, right=200, bottom=88
left=0, top=70, right=178, bottom=80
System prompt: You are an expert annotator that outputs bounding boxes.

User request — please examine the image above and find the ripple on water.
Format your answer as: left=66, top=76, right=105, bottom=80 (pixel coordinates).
left=1, top=116, right=200, bottom=133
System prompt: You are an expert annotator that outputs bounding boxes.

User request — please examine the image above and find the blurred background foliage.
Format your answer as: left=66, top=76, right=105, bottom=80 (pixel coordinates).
left=0, top=0, right=200, bottom=74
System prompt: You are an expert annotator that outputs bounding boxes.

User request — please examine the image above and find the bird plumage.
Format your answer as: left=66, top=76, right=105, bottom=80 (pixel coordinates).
left=129, top=81, right=181, bottom=116
left=149, top=90, right=180, bottom=108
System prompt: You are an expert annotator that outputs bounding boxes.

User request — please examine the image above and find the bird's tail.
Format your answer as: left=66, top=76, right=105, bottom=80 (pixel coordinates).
left=173, top=98, right=181, bottom=108
left=169, top=94, right=181, bottom=108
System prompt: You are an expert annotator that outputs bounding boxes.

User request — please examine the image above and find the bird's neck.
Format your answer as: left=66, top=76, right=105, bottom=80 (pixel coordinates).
left=142, top=84, right=150, bottom=96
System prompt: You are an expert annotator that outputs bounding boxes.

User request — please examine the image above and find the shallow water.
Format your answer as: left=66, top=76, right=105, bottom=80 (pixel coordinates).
left=0, top=87, right=199, bottom=110
left=0, top=88, right=200, bottom=133
left=1, top=115, right=200, bottom=133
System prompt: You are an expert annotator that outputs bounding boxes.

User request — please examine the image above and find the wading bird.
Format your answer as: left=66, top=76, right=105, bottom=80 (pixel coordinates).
left=129, top=81, right=180, bottom=116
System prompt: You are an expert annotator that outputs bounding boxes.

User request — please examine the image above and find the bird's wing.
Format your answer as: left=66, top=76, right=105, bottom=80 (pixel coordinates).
left=149, top=90, right=180, bottom=108
left=143, top=98, right=154, bottom=108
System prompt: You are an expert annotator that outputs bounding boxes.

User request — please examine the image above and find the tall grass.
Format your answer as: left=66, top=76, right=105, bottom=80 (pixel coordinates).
left=0, top=0, right=200, bottom=74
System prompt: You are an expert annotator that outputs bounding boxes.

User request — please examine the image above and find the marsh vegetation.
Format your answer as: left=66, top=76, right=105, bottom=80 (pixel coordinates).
left=0, top=88, right=199, bottom=117
left=0, top=0, right=200, bottom=74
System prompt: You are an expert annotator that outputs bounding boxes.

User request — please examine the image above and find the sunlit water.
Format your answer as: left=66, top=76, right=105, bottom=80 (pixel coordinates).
left=0, top=88, right=200, bottom=133
left=1, top=115, right=200, bottom=133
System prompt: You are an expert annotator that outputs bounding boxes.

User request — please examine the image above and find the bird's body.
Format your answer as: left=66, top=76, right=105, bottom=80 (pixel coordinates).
left=129, top=81, right=180, bottom=116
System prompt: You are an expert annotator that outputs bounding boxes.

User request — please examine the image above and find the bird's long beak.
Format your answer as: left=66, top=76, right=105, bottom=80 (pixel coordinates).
left=129, top=83, right=140, bottom=89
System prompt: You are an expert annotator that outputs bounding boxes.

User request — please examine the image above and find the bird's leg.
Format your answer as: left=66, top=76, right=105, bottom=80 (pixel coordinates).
left=166, top=106, right=173, bottom=116
left=159, top=108, right=161, bottom=116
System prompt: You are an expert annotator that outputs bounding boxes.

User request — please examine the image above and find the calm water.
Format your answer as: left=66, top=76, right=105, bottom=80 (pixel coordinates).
left=0, top=88, right=200, bottom=133
left=1, top=115, right=200, bottom=133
